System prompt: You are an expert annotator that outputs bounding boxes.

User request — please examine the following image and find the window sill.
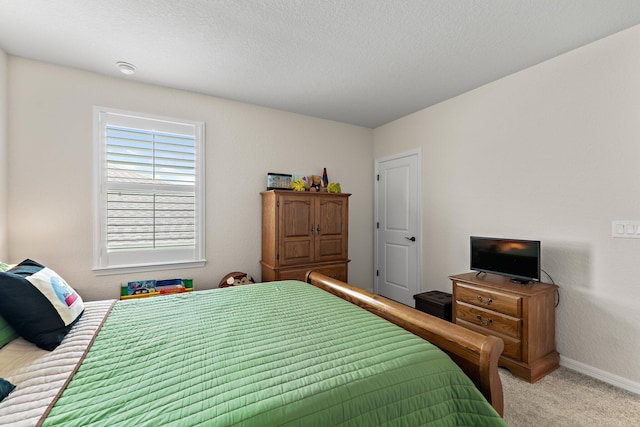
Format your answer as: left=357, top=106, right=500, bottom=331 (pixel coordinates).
left=93, top=260, right=207, bottom=276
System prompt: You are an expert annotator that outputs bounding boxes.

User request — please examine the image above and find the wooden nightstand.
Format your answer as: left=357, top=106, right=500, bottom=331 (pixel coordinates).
left=450, top=272, right=559, bottom=383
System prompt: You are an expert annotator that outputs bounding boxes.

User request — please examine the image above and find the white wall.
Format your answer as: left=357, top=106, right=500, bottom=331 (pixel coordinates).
left=0, top=48, right=7, bottom=260
left=6, top=57, right=374, bottom=300
left=373, top=25, right=640, bottom=387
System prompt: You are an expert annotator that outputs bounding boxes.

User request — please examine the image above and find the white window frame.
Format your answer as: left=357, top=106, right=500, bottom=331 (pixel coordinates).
left=93, top=106, right=206, bottom=275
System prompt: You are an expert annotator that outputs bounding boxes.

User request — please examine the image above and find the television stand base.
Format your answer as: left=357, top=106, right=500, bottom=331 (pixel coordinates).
left=500, top=350, right=560, bottom=383
left=450, top=272, right=559, bottom=382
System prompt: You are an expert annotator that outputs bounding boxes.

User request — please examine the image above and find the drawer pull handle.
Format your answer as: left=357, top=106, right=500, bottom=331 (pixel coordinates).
left=476, top=295, right=493, bottom=305
left=476, top=314, right=493, bottom=326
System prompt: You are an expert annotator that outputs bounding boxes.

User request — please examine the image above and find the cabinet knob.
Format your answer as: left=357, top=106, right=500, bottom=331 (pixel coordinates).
left=476, top=295, right=493, bottom=305
left=476, top=314, right=493, bottom=326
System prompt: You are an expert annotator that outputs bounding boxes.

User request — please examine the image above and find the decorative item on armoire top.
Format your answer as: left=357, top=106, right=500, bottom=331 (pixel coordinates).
left=327, top=182, right=342, bottom=193
left=291, top=179, right=306, bottom=191
left=322, top=168, right=329, bottom=187
left=306, top=175, right=325, bottom=192
left=291, top=174, right=308, bottom=191
left=266, top=172, right=293, bottom=190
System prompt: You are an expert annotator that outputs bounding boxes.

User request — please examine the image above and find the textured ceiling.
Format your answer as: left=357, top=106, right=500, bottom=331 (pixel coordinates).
left=1, top=0, right=640, bottom=128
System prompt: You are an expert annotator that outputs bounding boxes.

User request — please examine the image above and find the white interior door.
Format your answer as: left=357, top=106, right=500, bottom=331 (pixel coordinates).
left=375, top=150, right=421, bottom=306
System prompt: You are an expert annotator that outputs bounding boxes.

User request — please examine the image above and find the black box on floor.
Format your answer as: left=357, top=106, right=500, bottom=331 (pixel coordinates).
left=413, top=291, right=452, bottom=321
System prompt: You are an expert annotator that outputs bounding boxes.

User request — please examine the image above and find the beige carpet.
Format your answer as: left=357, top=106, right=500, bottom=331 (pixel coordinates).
left=501, top=367, right=640, bottom=426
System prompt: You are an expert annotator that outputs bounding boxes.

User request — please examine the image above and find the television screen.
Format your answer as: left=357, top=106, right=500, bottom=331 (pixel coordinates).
left=470, top=236, right=540, bottom=283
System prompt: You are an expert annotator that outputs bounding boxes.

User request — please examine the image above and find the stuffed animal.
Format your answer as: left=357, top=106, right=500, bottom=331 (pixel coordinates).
left=306, top=175, right=325, bottom=192
left=327, top=182, right=341, bottom=193
left=291, top=179, right=306, bottom=191
left=218, top=271, right=255, bottom=288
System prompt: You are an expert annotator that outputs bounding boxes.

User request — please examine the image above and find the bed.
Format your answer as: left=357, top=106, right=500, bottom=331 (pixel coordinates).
left=0, top=272, right=506, bottom=426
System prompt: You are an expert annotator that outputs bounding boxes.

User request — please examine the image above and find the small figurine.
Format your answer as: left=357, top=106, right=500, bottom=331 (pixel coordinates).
left=306, top=175, right=324, bottom=192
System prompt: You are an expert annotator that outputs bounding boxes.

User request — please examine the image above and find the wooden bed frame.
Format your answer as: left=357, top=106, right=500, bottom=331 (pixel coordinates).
left=306, top=271, right=504, bottom=416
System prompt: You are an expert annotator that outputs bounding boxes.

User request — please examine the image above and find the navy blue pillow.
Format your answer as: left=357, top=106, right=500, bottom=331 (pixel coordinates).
left=0, top=378, right=15, bottom=402
left=0, top=260, right=84, bottom=351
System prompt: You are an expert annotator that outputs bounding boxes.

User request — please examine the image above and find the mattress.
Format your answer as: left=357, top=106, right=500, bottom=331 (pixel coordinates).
left=3, top=281, right=506, bottom=426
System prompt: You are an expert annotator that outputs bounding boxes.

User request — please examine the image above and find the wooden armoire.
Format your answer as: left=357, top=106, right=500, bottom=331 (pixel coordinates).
left=261, top=190, right=350, bottom=282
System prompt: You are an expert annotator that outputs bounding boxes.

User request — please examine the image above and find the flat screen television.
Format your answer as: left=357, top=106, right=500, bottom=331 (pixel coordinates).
left=470, top=236, right=540, bottom=284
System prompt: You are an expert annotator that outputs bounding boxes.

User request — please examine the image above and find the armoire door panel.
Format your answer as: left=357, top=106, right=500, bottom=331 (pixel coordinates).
left=281, top=240, right=314, bottom=266
left=281, top=199, right=313, bottom=238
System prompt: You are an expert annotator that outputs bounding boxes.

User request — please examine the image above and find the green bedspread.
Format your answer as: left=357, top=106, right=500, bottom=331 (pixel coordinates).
left=43, top=281, right=506, bottom=426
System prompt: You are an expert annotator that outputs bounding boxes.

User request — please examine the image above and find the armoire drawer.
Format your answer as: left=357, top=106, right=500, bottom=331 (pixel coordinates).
left=275, top=263, right=347, bottom=282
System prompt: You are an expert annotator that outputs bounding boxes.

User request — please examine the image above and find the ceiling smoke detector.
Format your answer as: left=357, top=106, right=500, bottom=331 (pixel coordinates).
left=116, top=61, right=136, bottom=75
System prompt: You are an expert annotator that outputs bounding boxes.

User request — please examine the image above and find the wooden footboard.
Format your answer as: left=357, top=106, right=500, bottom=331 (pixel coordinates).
left=305, top=271, right=504, bottom=416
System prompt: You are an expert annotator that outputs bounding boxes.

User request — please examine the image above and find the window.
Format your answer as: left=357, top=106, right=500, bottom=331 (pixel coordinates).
left=94, top=107, right=205, bottom=274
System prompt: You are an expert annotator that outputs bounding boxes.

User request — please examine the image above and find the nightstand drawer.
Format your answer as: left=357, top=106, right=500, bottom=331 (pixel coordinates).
left=455, top=302, right=522, bottom=339
left=458, top=319, right=522, bottom=360
left=455, top=283, right=521, bottom=317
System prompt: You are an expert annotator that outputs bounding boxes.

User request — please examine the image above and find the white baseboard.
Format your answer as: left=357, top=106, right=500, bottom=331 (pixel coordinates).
left=560, top=355, right=640, bottom=395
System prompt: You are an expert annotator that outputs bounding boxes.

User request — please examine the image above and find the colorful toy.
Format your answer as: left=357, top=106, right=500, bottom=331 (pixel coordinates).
left=218, top=272, right=255, bottom=288
left=327, top=182, right=341, bottom=193
left=291, top=179, right=306, bottom=191
left=306, top=175, right=324, bottom=192
left=127, top=280, right=156, bottom=295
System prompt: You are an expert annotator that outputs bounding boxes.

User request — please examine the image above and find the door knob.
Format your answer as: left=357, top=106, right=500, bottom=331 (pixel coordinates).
left=405, top=236, right=416, bottom=242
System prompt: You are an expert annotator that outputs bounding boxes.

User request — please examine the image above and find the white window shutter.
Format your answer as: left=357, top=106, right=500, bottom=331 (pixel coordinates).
left=94, top=108, right=205, bottom=273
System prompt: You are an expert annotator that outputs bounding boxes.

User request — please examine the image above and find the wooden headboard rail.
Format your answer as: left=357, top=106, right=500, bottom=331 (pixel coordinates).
left=305, top=271, right=504, bottom=417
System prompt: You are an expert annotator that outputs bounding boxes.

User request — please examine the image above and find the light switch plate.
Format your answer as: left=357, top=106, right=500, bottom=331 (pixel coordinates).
left=612, top=221, right=640, bottom=238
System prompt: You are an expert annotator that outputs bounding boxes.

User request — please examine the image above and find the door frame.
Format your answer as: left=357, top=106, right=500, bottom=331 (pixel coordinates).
left=374, top=148, right=423, bottom=297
